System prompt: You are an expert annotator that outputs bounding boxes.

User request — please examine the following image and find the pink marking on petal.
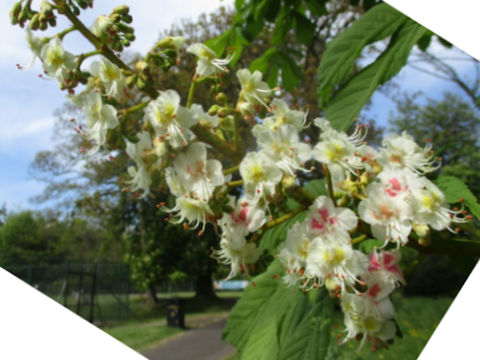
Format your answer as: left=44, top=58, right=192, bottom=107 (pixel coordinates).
left=238, top=207, right=249, bottom=222
left=311, top=218, right=325, bottom=230
left=231, top=207, right=250, bottom=225
left=368, top=262, right=382, bottom=272
left=383, top=252, right=395, bottom=266
left=318, top=207, right=330, bottom=223
left=389, top=178, right=402, bottom=191
left=368, top=283, right=381, bottom=298
left=368, top=252, right=382, bottom=272
left=385, top=188, right=397, bottom=197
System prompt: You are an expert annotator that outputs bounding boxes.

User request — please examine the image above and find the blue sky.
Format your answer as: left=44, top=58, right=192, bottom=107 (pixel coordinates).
left=0, top=0, right=477, bottom=211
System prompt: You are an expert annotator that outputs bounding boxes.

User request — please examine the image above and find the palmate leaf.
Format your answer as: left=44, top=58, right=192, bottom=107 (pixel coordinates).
left=317, top=3, right=408, bottom=107
left=277, top=290, right=334, bottom=360
left=323, top=20, right=427, bottom=131
left=303, top=178, right=326, bottom=197
left=223, top=260, right=334, bottom=360
left=435, top=175, right=480, bottom=220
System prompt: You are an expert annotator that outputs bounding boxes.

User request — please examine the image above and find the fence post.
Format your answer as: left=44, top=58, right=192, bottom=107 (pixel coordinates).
left=63, top=263, right=69, bottom=307
left=27, top=264, right=32, bottom=284
left=88, top=264, right=97, bottom=323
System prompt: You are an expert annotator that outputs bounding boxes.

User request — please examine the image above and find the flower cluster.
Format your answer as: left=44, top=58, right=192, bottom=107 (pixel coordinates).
left=17, top=6, right=471, bottom=349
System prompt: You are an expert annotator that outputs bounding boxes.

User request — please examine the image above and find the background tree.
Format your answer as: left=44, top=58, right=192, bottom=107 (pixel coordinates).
left=0, top=211, right=63, bottom=266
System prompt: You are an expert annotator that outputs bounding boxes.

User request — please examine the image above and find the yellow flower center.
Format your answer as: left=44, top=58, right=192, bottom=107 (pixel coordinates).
left=296, top=239, right=310, bottom=259
left=422, top=191, right=440, bottom=210
left=200, top=48, right=214, bottom=60
left=326, top=142, right=345, bottom=162
left=48, top=49, right=63, bottom=68
left=323, top=247, right=345, bottom=266
left=105, top=65, right=119, bottom=81
left=156, top=104, right=176, bottom=125
left=247, top=164, right=265, bottom=182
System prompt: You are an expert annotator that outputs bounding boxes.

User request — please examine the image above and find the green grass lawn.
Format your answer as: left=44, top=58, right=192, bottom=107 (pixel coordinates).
left=104, top=320, right=184, bottom=352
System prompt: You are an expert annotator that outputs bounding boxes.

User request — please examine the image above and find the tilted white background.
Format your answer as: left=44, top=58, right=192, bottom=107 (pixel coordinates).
left=0, top=268, right=148, bottom=360
left=384, top=0, right=480, bottom=60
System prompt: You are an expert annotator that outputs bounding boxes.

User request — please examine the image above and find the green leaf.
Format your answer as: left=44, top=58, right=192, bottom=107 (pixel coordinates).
left=223, top=261, right=283, bottom=351
left=294, top=12, right=315, bottom=45
left=277, top=289, right=334, bottom=360
left=429, top=237, right=480, bottom=257
left=324, top=20, right=427, bottom=131
left=438, top=36, right=453, bottom=48
left=224, top=261, right=335, bottom=360
left=235, top=0, right=246, bottom=11
left=317, top=3, right=408, bottom=106
left=254, top=0, right=280, bottom=22
left=249, top=48, right=281, bottom=88
left=435, top=175, right=480, bottom=220
left=304, top=0, right=327, bottom=16
left=272, top=7, right=292, bottom=45
left=265, top=62, right=280, bottom=88
left=280, top=53, right=303, bottom=90
left=417, top=33, right=432, bottom=51
left=224, top=260, right=306, bottom=359
left=355, top=238, right=383, bottom=253
left=204, top=28, right=232, bottom=57
left=303, top=179, right=326, bottom=197
left=230, top=27, right=249, bottom=65
left=243, top=11, right=264, bottom=41
left=259, top=211, right=307, bottom=252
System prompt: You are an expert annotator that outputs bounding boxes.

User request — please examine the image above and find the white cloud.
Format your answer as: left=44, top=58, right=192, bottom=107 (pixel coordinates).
left=0, top=115, right=55, bottom=153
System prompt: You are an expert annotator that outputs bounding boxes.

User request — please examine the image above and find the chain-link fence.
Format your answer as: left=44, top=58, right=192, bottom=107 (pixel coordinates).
left=4, top=263, right=136, bottom=324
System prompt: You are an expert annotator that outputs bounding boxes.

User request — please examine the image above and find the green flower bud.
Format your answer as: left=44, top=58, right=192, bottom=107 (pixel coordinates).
left=413, top=223, right=430, bottom=238
left=40, top=1, right=53, bottom=13
left=154, top=36, right=186, bottom=51
left=116, top=22, right=134, bottom=34
left=113, top=5, right=130, bottom=16
left=136, top=76, right=147, bottom=90
left=111, top=42, right=123, bottom=52
left=135, top=61, right=149, bottom=73
left=111, top=13, right=122, bottom=23
left=208, top=105, right=220, bottom=116
left=29, top=13, right=40, bottom=30
left=124, top=33, right=135, bottom=42
left=281, top=175, right=296, bottom=191
left=18, top=5, right=31, bottom=24
left=10, top=2, right=22, bottom=25
left=215, top=92, right=228, bottom=105
left=217, top=107, right=231, bottom=118
left=47, top=17, right=56, bottom=27
left=126, top=74, right=137, bottom=87
left=122, top=14, right=133, bottom=24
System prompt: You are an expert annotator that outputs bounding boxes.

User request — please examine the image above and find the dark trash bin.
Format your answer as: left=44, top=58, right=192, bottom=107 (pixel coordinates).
left=166, top=297, right=185, bottom=328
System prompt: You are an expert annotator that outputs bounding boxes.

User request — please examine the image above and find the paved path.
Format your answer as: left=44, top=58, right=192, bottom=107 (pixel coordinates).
left=142, top=316, right=235, bottom=360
